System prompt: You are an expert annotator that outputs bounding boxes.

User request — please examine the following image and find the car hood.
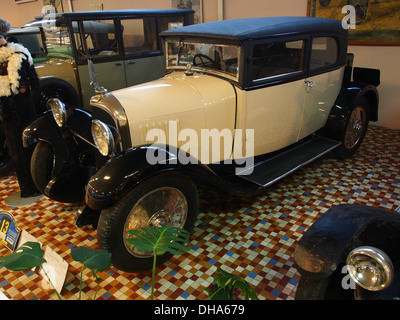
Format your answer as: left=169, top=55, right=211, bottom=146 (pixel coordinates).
left=110, top=72, right=236, bottom=148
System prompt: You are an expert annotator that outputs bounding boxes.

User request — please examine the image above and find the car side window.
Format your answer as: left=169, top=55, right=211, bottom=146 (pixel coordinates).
left=121, top=18, right=157, bottom=56
left=74, top=19, right=119, bottom=59
left=310, top=37, right=338, bottom=70
left=252, top=40, right=305, bottom=81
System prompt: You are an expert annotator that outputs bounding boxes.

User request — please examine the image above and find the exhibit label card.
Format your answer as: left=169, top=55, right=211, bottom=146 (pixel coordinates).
left=0, top=211, right=21, bottom=251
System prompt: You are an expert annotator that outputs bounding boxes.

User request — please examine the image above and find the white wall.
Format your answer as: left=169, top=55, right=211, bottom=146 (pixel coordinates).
left=2, top=0, right=399, bottom=129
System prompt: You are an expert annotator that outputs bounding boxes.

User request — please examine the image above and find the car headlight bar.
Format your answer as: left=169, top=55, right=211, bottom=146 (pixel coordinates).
left=346, top=246, right=394, bottom=291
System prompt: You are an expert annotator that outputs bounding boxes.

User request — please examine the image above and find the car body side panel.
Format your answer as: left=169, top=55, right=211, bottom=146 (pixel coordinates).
left=35, top=58, right=79, bottom=93
left=299, top=67, right=344, bottom=140
left=78, top=62, right=127, bottom=108
left=238, top=79, right=306, bottom=156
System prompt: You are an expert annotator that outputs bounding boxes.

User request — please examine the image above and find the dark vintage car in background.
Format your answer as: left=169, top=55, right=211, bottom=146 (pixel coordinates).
left=294, top=204, right=400, bottom=299
left=0, top=9, right=194, bottom=177
left=23, top=17, right=380, bottom=272
left=16, top=9, right=195, bottom=111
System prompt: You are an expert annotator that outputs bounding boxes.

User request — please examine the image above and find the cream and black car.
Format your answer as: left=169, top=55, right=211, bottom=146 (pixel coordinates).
left=23, top=17, right=380, bottom=272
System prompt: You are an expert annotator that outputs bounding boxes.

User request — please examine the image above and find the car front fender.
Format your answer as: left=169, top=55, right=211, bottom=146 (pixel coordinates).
left=85, top=144, right=205, bottom=210
left=294, top=204, right=400, bottom=280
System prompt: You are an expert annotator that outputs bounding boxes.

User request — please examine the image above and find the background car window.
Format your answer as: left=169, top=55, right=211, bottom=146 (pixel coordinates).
left=44, top=25, right=73, bottom=57
left=121, top=18, right=157, bottom=55
left=252, top=40, right=304, bottom=81
left=74, top=20, right=118, bottom=58
left=310, top=37, right=338, bottom=70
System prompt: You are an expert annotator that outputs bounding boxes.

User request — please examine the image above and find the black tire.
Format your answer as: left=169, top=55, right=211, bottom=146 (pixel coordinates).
left=334, top=97, right=369, bottom=159
left=97, top=171, right=198, bottom=273
left=30, top=141, right=54, bottom=193
left=35, top=78, right=81, bottom=114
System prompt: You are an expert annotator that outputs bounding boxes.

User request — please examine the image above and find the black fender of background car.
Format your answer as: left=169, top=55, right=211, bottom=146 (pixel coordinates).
left=294, top=204, right=400, bottom=280
left=23, top=108, right=95, bottom=203
left=85, top=143, right=261, bottom=211
left=322, top=63, right=380, bottom=141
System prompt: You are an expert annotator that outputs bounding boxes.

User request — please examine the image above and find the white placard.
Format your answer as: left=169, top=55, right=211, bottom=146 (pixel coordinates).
left=39, top=246, right=69, bottom=294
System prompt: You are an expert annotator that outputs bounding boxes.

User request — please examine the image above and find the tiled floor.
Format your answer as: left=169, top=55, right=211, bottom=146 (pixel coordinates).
left=0, top=125, right=399, bottom=300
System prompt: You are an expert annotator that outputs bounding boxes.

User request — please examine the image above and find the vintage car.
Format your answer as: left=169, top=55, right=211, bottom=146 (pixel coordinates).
left=19, top=9, right=194, bottom=111
left=0, top=9, right=194, bottom=177
left=23, top=17, right=380, bottom=272
left=294, top=204, right=400, bottom=300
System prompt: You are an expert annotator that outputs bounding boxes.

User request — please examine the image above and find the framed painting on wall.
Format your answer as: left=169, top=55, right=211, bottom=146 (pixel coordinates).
left=308, top=0, right=400, bottom=45
left=171, top=0, right=203, bottom=24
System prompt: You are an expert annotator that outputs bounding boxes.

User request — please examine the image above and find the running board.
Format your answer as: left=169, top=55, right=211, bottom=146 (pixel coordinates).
left=236, top=137, right=341, bottom=187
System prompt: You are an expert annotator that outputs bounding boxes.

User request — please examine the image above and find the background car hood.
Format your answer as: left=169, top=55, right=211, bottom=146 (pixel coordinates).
left=111, top=72, right=236, bottom=150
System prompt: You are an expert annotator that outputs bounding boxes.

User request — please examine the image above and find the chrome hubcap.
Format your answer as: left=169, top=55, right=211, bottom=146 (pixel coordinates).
left=123, top=187, right=188, bottom=258
left=344, top=106, right=366, bottom=149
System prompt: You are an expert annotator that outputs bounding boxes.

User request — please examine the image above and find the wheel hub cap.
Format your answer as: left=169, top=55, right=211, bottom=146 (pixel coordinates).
left=123, top=187, right=188, bottom=258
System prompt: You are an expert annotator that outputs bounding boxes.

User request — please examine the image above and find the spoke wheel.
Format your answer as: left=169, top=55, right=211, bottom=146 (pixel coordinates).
left=123, top=187, right=188, bottom=258
left=97, top=172, right=198, bottom=272
left=334, top=98, right=369, bottom=159
left=343, top=106, right=367, bottom=149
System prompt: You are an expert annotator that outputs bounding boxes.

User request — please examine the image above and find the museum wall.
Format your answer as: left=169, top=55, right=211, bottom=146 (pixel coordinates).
left=2, top=0, right=400, bottom=129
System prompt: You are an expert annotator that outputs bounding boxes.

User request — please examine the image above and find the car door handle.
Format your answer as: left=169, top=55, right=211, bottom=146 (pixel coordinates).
left=305, top=79, right=316, bottom=88
left=127, top=60, right=135, bottom=65
left=115, top=62, right=122, bottom=66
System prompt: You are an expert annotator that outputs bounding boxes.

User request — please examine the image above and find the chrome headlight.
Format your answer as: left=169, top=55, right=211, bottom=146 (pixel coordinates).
left=346, top=246, right=394, bottom=291
left=91, top=119, right=115, bottom=156
left=48, top=98, right=67, bottom=127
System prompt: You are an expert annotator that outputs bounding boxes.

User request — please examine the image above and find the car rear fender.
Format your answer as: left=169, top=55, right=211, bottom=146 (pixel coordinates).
left=322, top=82, right=379, bottom=141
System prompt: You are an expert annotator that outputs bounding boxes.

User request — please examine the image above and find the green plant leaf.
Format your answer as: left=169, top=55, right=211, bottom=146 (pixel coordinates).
left=207, top=267, right=259, bottom=300
left=126, top=225, right=191, bottom=256
left=71, top=247, right=112, bottom=274
left=0, top=241, right=46, bottom=271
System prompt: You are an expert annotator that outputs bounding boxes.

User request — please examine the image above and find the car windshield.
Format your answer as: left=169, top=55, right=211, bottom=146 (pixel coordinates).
left=166, top=40, right=240, bottom=81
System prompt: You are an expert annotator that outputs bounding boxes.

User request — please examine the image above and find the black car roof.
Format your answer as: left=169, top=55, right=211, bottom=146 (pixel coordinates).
left=25, top=9, right=194, bottom=26
left=161, top=16, right=347, bottom=42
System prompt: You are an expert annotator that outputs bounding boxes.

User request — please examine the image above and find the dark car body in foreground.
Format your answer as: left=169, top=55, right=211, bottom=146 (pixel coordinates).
left=294, top=204, right=400, bottom=299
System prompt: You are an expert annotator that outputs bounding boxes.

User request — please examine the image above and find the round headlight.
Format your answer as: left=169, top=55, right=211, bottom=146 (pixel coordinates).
left=346, top=246, right=394, bottom=291
left=91, top=119, right=115, bottom=156
left=48, top=98, right=67, bottom=127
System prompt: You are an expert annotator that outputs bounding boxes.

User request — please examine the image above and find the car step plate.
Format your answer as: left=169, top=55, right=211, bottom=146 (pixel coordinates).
left=236, top=137, right=341, bottom=187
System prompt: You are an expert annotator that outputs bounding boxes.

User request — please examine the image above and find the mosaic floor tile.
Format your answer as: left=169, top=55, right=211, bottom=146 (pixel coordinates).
left=0, top=125, right=399, bottom=300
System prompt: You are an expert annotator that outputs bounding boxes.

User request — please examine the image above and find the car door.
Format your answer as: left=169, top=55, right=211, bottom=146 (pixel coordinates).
left=74, top=19, right=127, bottom=107
left=243, top=38, right=308, bottom=156
left=298, top=36, right=344, bottom=140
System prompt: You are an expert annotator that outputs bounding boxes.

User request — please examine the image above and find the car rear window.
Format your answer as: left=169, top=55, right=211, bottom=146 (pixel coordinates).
left=310, top=37, right=338, bottom=70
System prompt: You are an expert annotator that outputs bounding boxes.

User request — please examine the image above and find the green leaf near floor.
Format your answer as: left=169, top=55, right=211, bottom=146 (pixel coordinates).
left=206, top=267, right=259, bottom=300
left=0, top=241, right=46, bottom=271
left=126, top=225, right=191, bottom=256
